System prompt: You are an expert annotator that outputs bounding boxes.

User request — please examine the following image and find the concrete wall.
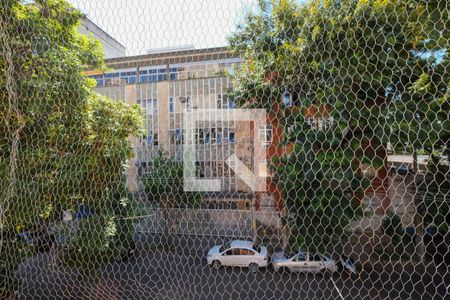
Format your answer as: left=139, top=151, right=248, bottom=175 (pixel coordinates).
left=133, top=208, right=254, bottom=236
left=79, top=17, right=126, bottom=59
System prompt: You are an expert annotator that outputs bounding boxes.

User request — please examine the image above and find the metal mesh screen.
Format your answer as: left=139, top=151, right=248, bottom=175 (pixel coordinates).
left=1, top=0, right=449, bottom=299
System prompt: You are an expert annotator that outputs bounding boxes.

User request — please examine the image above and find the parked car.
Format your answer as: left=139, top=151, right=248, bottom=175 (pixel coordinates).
left=207, top=240, right=268, bottom=272
left=389, top=164, right=415, bottom=175
left=272, top=251, right=337, bottom=273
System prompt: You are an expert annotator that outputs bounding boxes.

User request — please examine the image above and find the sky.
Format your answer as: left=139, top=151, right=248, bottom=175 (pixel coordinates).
left=68, top=0, right=257, bottom=56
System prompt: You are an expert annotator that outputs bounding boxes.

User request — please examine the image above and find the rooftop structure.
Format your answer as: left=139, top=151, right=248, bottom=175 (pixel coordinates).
left=147, top=45, right=195, bottom=54
left=78, top=16, right=126, bottom=59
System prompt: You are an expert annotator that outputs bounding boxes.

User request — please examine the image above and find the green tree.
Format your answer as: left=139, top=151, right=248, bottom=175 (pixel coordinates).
left=141, top=151, right=202, bottom=247
left=141, top=151, right=202, bottom=209
left=228, top=0, right=448, bottom=255
left=0, top=0, right=143, bottom=295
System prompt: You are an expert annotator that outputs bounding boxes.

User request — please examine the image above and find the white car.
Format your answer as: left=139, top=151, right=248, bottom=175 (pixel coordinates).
left=272, top=251, right=337, bottom=273
left=207, top=240, right=268, bottom=272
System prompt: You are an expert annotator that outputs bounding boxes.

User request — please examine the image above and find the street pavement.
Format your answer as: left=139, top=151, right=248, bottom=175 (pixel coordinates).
left=16, top=236, right=450, bottom=299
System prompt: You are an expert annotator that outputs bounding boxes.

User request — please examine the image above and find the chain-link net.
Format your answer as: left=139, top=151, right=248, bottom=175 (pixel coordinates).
left=1, top=0, right=449, bottom=299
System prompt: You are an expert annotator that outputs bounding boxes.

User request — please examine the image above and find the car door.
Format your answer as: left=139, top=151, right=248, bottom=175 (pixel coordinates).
left=310, top=254, right=323, bottom=272
left=241, top=248, right=257, bottom=266
left=292, top=253, right=307, bottom=272
left=303, top=253, right=319, bottom=272
left=221, top=248, right=237, bottom=266
left=232, top=248, right=247, bottom=266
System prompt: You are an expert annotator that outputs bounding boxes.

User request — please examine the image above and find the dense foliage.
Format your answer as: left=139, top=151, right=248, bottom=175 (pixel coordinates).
left=229, top=0, right=448, bottom=254
left=141, top=151, right=202, bottom=209
left=0, top=0, right=143, bottom=294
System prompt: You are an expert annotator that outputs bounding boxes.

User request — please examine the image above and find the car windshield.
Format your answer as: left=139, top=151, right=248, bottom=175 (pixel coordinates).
left=312, top=254, right=322, bottom=261
left=254, top=245, right=261, bottom=253
left=285, top=250, right=302, bottom=258
left=294, top=253, right=306, bottom=261
left=219, top=241, right=231, bottom=253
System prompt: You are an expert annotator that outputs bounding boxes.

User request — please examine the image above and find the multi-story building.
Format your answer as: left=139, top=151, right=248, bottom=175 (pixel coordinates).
left=88, top=45, right=417, bottom=252
left=88, top=47, right=268, bottom=209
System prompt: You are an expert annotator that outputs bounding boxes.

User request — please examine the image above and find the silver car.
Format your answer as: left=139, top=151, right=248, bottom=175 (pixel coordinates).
left=207, top=240, right=268, bottom=273
left=272, top=251, right=337, bottom=273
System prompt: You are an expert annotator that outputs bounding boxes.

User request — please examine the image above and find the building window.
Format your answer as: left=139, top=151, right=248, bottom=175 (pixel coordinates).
left=204, top=129, right=211, bottom=145
left=104, top=72, right=121, bottom=86
left=223, top=164, right=230, bottom=177
left=218, top=161, right=224, bottom=178
left=229, top=130, right=236, bottom=143
left=151, top=132, right=158, bottom=146
left=217, top=94, right=226, bottom=109
left=194, top=128, right=217, bottom=145
left=90, top=74, right=105, bottom=87
left=196, top=161, right=205, bottom=178
left=137, top=99, right=158, bottom=115
left=227, top=97, right=235, bottom=109
left=217, top=94, right=234, bottom=109
left=119, top=71, right=137, bottom=84
left=142, top=130, right=158, bottom=146
left=90, top=68, right=165, bottom=87
left=223, top=128, right=229, bottom=143
left=139, top=68, right=167, bottom=83
left=169, top=97, right=175, bottom=113
left=196, top=128, right=206, bottom=144
left=259, top=124, right=272, bottom=147
left=210, top=128, right=217, bottom=144
left=169, top=130, right=176, bottom=145
left=211, top=161, right=223, bottom=178
left=196, top=128, right=234, bottom=144
left=176, top=129, right=183, bottom=144
left=210, top=161, right=217, bottom=178
left=169, top=67, right=178, bottom=81
left=216, top=128, right=223, bottom=144
left=194, top=128, right=235, bottom=144
left=194, top=128, right=199, bottom=144
left=170, top=129, right=183, bottom=145
left=200, top=129, right=205, bottom=144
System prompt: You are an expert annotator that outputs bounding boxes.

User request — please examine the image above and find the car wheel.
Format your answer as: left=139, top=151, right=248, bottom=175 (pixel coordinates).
left=249, top=263, right=259, bottom=273
left=212, top=260, right=221, bottom=270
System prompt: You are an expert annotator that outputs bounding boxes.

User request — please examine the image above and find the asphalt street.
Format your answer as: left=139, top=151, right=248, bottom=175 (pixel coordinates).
left=17, top=243, right=450, bottom=300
